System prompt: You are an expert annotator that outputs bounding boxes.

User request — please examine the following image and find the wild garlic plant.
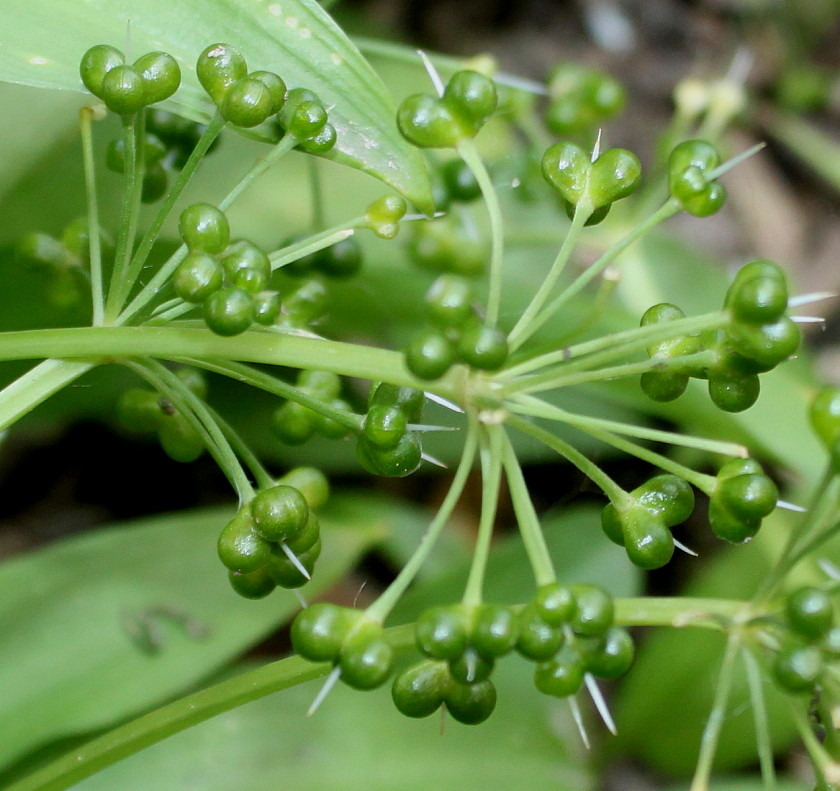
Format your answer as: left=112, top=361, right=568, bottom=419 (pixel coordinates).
left=3, top=3, right=840, bottom=790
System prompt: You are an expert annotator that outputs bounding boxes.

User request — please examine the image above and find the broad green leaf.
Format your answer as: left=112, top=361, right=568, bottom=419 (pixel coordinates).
left=392, top=505, right=642, bottom=623
left=0, top=0, right=433, bottom=211
left=72, top=659, right=594, bottom=791
left=0, top=491, right=395, bottom=769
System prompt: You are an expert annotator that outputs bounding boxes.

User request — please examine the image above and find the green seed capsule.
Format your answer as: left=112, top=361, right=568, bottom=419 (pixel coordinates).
left=313, top=237, right=362, bottom=279
left=285, top=511, right=321, bottom=554
left=441, top=159, right=481, bottom=203
left=248, top=70, right=287, bottom=115
left=133, top=51, right=181, bottom=105
left=272, top=401, right=316, bottom=446
left=106, top=133, right=168, bottom=174
left=416, top=607, right=470, bottom=661
left=252, top=291, right=281, bottom=326
left=99, top=64, right=147, bottom=115
left=443, top=70, right=498, bottom=131
left=397, top=93, right=461, bottom=149
left=266, top=540, right=320, bottom=588
left=581, top=626, right=635, bottom=679
left=425, top=275, right=474, bottom=327
left=444, top=678, right=497, bottom=725
left=534, top=583, right=577, bottom=626
left=116, top=388, right=162, bottom=433
left=221, top=77, right=275, bottom=128
left=516, top=603, right=564, bottom=661
left=773, top=645, right=823, bottom=693
left=448, top=648, right=494, bottom=684
left=157, top=412, right=204, bottom=463
left=534, top=645, right=585, bottom=697
left=217, top=508, right=272, bottom=573
left=278, top=467, right=330, bottom=510
left=80, top=44, right=124, bottom=96
left=250, top=484, right=310, bottom=543
left=197, top=43, right=248, bottom=105
left=222, top=241, right=271, bottom=294
left=173, top=252, right=224, bottom=303
left=179, top=203, right=230, bottom=254
left=291, top=603, right=359, bottom=662
left=392, top=660, right=448, bottom=718
left=228, top=567, right=276, bottom=599
left=297, top=122, right=337, bottom=154
left=363, top=405, right=408, bottom=450
left=405, top=329, right=456, bottom=380
left=339, top=621, right=394, bottom=690
left=203, top=286, right=255, bottom=336
left=708, top=369, right=760, bottom=413
left=571, top=584, right=614, bottom=636
left=810, top=387, right=840, bottom=449
left=457, top=324, right=508, bottom=371
left=471, top=604, right=519, bottom=659
left=786, top=586, right=834, bottom=640
left=356, top=432, right=422, bottom=478
left=368, top=383, right=425, bottom=422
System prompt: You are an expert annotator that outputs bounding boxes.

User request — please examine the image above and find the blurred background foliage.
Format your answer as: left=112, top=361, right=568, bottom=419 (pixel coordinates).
left=1, top=1, right=840, bottom=789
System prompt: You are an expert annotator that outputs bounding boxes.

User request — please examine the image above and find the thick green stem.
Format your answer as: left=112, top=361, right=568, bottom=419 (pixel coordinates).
left=462, top=425, right=503, bottom=606
left=0, top=359, right=97, bottom=432
left=508, top=206, right=589, bottom=349
left=79, top=107, right=105, bottom=326
left=500, top=429, right=556, bottom=586
left=457, top=140, right=505, bottom=327
left=0, top=327, right=461, bottom=402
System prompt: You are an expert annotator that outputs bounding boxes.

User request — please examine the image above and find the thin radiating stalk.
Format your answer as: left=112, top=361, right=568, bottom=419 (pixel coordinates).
left=500, top=429, right=556, bottom=586
left=365, top=421, right=479, bottom=622
left=742, top=648, right=777, bottom=790
left=457, top=140, right=505, bottom=327
left=79, top=107, right=105, bottom=326
left=689, top=630, right=742, bottom=791
left=462, top=426, right=503, bottom=606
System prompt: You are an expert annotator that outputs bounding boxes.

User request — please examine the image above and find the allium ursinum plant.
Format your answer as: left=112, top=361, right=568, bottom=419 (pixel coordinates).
left=4, top=10, right=840, bottom=791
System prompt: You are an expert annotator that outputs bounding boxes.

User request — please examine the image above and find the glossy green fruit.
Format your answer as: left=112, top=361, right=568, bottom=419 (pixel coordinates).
left=365, top=194, right=407, bottom=239
left=441, top=159, right=481, bottom=202
left=99, top=64, right=147, bottom=115
left=356, top=432, right=422, bottom=477
left=280, top=89, right=328, bottom=139
left=726, top=261, right=788, bottom=324
left=545, top=62, right=625, bottom=135
left=250, top=484, right=310, bottom=543
left=810, top=387, right=840, bottom=449
left=173, top=252, right=224, bottom=303
left=363, top=405, right=408, bottom=450
left=279, top=467, right=330, bottom=510
left=157, top=412, right=204, bottom=463
left=221, top=77, right=274, bottom=128
left=570, top=584, right=614, bottom=636
left=282, top=278, right=328, bottom=327
left=448, top=648, right=494, bottom=684
left=266, top=540, right=320, bottom=588
left=773, top=645, right=823, bottom=693
left=406, top=329, right=456, bottom=380
left=541, top=141, right=590, bottom=206
left=516, top=603, right=564, bottom=661
left=407, top=217, right=487, bottom=276
left=179, top=203, right=230, bottom=254
left=471, top=604, right=519, bottom=658
left=133, top=51, right=181, bottom=105
left=116, top=389, right=162, bottom=433
left=728, top=317, right=800, bottom=369
left=587, top=147, right=642, bottom=207
left=641, top=371, right=689, bottom=402
left=457, top=324, right=508, bottom=371
left=786, top=586, right=834, bottom=640
left=425, top=275, right=474, bottom=327
left=203, top=286, right=254, bottom=336
left=397, top=93, right=461, bottom=149
left=708, top=369, right=760, bottom=412
left=217, top=508, right=272, bottom=573
left=291, top=603, right=358, bottom=662
left=222, top=241, right=271, bottom=294
left=620, top=510, right=675, bottom=570
left=339, top=621, right=394, bottom=689
left=415, top=606, right=469, bottom=660
left=444, top=70, right=498, bottom=129
left=534, top=583, right=577, bottom=626
left=444, top=678, right=497, bottom=725
left=392, top=660, right=448, bottom=718
left=105, top=133, right=167, bottom=174
left=80, top=44, right=124, bottom=96
left=315, top=237, right=362, bottom=279
left=368, top=383, right=424, bottom=423
left=286, top=511, right=321, bottom=554
left=248, top=70, right=287, bottom=115
left=197, top=43, right=248, bottom=105
left=534, top=645, right=585, bottom=697
left=252, top=291, right=281, bottom=326
left=581, top=626, right=634, bottom=679
left=272, top=401, right=316, bottom=446
left=140, top=163, right=168, bottom=203
left=228, top=567, right=276, bottom=599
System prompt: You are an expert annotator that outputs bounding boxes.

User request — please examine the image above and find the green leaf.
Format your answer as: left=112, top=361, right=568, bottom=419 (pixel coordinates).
left=663, top=779, right=808, bottom=791
left=70, top=658, right=594, bottom=791
left=0, top=491, right=392, bottom=770
left=0, top=0, right=433, bottom=211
